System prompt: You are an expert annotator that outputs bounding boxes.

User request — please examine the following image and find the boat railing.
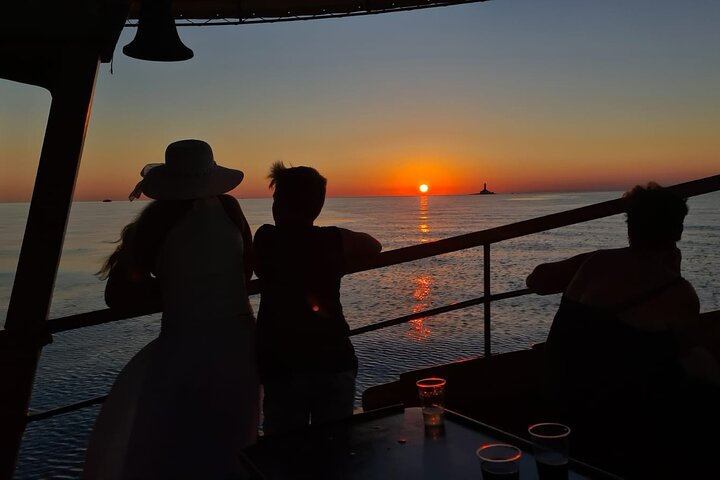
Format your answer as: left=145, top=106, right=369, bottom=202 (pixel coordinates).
left=7, top=173, right=720, bottom=425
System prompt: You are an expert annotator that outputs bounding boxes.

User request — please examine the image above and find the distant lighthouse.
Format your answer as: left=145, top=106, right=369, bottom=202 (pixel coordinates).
left=475, top=182, right=495, bottom=195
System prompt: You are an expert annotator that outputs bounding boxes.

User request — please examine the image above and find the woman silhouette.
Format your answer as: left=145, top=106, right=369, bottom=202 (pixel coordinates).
left=83, top=139, right=259, bottom=479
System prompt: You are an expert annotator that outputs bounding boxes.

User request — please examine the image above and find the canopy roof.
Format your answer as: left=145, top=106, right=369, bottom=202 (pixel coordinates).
left=1, top=0, right=487, bottom=87
left=130, top=0, right=487, bottom=24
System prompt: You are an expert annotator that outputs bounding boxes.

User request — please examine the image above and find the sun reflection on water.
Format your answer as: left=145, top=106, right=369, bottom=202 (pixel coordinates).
left=418, top=195, right=430, bottom=240
left=407, top=275, right=433, bottom=339
left=407, top=195, right=434, bottom=340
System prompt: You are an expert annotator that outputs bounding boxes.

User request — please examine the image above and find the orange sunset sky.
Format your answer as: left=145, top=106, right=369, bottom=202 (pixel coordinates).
left=2, top=0, right=719, bottom=202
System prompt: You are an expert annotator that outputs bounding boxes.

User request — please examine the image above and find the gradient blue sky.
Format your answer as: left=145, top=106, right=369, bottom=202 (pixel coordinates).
left=1, top=0, right=719, bottom=200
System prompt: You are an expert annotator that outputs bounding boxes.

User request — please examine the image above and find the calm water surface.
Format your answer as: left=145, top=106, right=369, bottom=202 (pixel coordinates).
left=2, top=191, right=719, bottom=479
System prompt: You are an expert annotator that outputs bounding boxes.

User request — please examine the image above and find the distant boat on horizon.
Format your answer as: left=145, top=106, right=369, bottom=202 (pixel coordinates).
left=102, top=199, right=112, bottom=202
left=472, top=183, right=495, bottom=195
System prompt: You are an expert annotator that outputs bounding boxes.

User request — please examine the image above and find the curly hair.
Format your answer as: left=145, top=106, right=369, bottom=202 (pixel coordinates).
left=623, top=182, right=688, bottom=248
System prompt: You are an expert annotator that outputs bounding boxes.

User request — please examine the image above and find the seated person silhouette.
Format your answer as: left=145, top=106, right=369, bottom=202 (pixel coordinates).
left=526, top=182, right=719, bottom=479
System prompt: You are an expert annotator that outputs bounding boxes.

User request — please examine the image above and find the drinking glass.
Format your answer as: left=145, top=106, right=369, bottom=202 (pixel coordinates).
left=528, top=422, right=571, bottom=480
left=476, top=443, right=522, bottom=480
left=415, top=377, right=446, bottom=426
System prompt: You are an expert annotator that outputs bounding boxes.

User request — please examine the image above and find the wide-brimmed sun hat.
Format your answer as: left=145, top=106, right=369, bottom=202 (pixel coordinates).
left=129, top=139, right=244, bottom=201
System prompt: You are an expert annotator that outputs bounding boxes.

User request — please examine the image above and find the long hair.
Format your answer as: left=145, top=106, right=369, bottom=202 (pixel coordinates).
left=98, top=194, right=247, bottom=279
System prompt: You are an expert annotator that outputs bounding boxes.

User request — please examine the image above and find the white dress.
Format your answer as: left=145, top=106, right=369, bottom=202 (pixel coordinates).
left=83, top=197, right=259, bottom=480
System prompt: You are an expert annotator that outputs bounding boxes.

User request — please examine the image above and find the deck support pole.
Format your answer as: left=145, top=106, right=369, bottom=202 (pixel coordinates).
left=483, top=244, right=491, bottom=356
left=0, top=45, right=99, bottom=479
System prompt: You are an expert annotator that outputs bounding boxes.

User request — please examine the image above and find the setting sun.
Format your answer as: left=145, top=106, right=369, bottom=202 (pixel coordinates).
left=419, top=184, right=429, bottom=193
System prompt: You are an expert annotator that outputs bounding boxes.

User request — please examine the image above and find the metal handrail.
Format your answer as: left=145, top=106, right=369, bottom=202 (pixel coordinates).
left=349, top=288, right=532, bottom=336
left=33, top=172, right=720, bottom=335
left=28, top=287, right=536, bottom=422
left=16, top=173, right=720, bottom=423
left=31, top=303, right=720, bottom=423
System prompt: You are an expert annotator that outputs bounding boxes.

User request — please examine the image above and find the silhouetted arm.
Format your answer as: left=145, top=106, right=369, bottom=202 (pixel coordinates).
left=251, top=226, right=264, bottom=280
left=674, top=285, right=720, bottom=385
left=105, top=264, right=162, bottom=312
left=218, top=194, right=254, bottom=283
left=339, top=228, right=382, bottom=258
left=526, top=251, right=595, bottom=295
left=238, top=207, right=254, bottom=283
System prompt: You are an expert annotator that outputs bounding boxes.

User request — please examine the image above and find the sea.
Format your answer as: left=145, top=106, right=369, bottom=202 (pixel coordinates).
left=2, top=190, right=719, bottom=479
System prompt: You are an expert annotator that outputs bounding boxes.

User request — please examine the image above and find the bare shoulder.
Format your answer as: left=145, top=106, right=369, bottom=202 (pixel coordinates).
left=672, top=278, right=700, bottom=312
left=577, top=247, right=627, bottom=267
left=525, top=250, right=606, bottom=295
left=338, top=228, right=382, bottom=256
left=628, top=277, right=700, bottom=332
left=560, top=249, right=623, bottom=294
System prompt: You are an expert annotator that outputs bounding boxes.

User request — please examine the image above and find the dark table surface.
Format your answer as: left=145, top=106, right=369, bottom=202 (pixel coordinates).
left=239, top=405, right=621, bottom=479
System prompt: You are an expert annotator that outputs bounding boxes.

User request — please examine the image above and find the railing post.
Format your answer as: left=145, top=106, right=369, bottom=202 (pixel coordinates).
left=483, top=243, right=491, bottom=357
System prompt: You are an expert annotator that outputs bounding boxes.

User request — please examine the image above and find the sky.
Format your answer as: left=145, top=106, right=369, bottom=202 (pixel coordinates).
left=1, top=0, right=719, bottom=201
